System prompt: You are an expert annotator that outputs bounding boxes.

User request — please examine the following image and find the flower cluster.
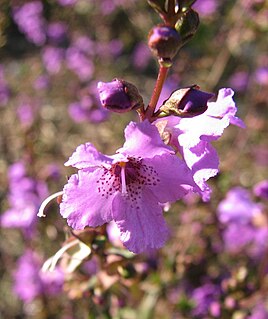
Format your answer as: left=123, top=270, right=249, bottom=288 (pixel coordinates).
left=13, top=249, right=64, bottom=302
left=217, top=186, right=268, bottom=258
left=1, top=161, right=48, bottom=237
left=47, top=0, right=247, bottom=254
left=58, top=84, right=244, bottom=253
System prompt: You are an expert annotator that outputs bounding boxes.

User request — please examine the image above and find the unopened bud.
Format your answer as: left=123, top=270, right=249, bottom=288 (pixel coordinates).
left=158, top=85, right=214, bottom=118
left=175, top=9, right=199, bottom=45
left=148, top=25, right=182, bottom=63
left=98, top=79, right=144, bottom=113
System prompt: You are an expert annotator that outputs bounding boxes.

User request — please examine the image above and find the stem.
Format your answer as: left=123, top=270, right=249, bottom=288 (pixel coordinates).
left=167, top=0, right=176, bottom=16
left=145, top=65, right=169, bottom=121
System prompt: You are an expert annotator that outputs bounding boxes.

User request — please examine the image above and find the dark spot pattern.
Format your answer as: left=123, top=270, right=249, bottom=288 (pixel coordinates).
left=96, top=157, right=160, bottom=208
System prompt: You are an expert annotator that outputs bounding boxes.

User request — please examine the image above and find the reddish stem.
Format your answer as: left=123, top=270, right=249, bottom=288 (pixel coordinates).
left=145, top=65, right=169, bottom=121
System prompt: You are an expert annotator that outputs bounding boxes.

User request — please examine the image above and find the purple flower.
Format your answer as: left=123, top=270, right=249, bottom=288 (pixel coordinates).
left=132, top=42, right=152, bottom=71
left=191, top=282, right=221, bottom=317
left=68, top=96, right=108, bottom=123
left=57, top=0, right=77, bottom=6
left=68, top=83, right=109, bottom=123
left=254, top=67, right=268, bottom=86
left=228, top=71, right=249, bottom=92
left=46, top=22, right=68, bottom=45
left=253, top=180, right=268, bottom=200
left=60, top=121, right=198, bottom=253
left=96, top=40, right=123, bottom=59
left=33, top=75, right=50, bottom=90
left=217, top=187, right=260, bottom=224
left=12, top=1, right=46, bottom=46
left=162, top=88, right=245, bottom=200
left=16, top=101, right=36, bottom=127
left=248, top=303, right=268, bottom=319
left=42, top=46, right=65, bottom=74
left=217, top=187, right=268, bottom=257
left=13, top=249, right=64, bottom=302
left=66, top=46, right=94, bottom=81
left=73, top=36, right=95, bottom=56
left=1, top=162, right=48, bottom=237
left=193, top=0, right=218, bottom=17
left=0, top=65, right=10, bottom=107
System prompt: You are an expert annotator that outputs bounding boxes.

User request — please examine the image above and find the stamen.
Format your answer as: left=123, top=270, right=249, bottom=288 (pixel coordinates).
left=37, top=191, right=64, bottom=217
left=120, top=162, right=127, bottom=194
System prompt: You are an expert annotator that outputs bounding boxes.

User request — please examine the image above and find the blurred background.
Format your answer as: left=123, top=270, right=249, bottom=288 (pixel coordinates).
left=0, top=0, right=267, bottom=318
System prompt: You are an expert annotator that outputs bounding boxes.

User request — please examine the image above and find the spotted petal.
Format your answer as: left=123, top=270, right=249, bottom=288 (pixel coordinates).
left=112, top=189, right=169, bottom=253
left=142, top=154, right=198, bottom=203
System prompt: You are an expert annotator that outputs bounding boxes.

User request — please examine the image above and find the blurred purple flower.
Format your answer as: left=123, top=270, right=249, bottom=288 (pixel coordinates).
left=68, top=84, right=109, bottom=123
left=13, top=249, right=64, bottom=302
left=57, top=0, right=77, bottom=6
left=99, top=0, right=135, bottom=15
left=193, top=0, right=218, bottom=17
left=132, top=42, right=152, bottom=71
left=163, top=88, right=245, bottom=200
left=0, top=65, right=10, bottom=107
left=254, top=67, right=268, bottom=86
left=42, top=46, right=65, bottom=74
left=191, top=282, right=221, bottom=317
left=248, top=303, right=268, bottom=319
left=252, top=145, right=268, bottom=167
left=66, top=46, right=94, bottom=81
left=228, top=71, right=249, bottom=92
left=12, top=1, right=46, bottom=46
left=33, top=75, right=50, bottom=90
left=47, top=22, right=68, bottom=45
left=73, top=36, right=95, bottom=56
left=16, top=101, right=36, bottom=127
left=60, top=121, right=198, bottom=253
left=253, top=180, right=268, bottom=200
left=96, top=40, right=123, bottom=59
left=217, top=187, right=268, bottom=257
left=1, top=162, right=48, bottom=237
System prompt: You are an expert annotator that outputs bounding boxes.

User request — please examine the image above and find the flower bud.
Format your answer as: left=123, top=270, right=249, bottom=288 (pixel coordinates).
left=148, top=25, right=182, bottom=63
left=158, top=85, right=214, bottom=118
left=98, top=79, right=144, bottom=113
left=175, top=9, right=199, bottom=45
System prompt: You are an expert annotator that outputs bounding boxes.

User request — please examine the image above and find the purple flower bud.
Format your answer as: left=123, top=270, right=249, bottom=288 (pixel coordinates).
left=97, top=79, right=144, bottom=113
left=158, top=85, right=214, bottom=118
left=253, top=180, right=268, bottom=200
left=148, top=25, right=182, bottom=63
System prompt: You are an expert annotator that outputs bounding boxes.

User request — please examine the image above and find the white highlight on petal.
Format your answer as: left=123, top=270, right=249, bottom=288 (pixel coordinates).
left=37, top=191, right=64, bottom=217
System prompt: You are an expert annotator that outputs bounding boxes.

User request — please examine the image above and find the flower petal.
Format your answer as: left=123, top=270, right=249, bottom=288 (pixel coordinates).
left=65, top=142, right=113, bottom=169
left=112, top=190, right=169, bottom=253
left=60, top=169, right=115, bottom=229
left=183, top=141, right=219, bottom=201
left=118, top=121, right=173, bottom=158
left=142, top=154, right=198, bottom=203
